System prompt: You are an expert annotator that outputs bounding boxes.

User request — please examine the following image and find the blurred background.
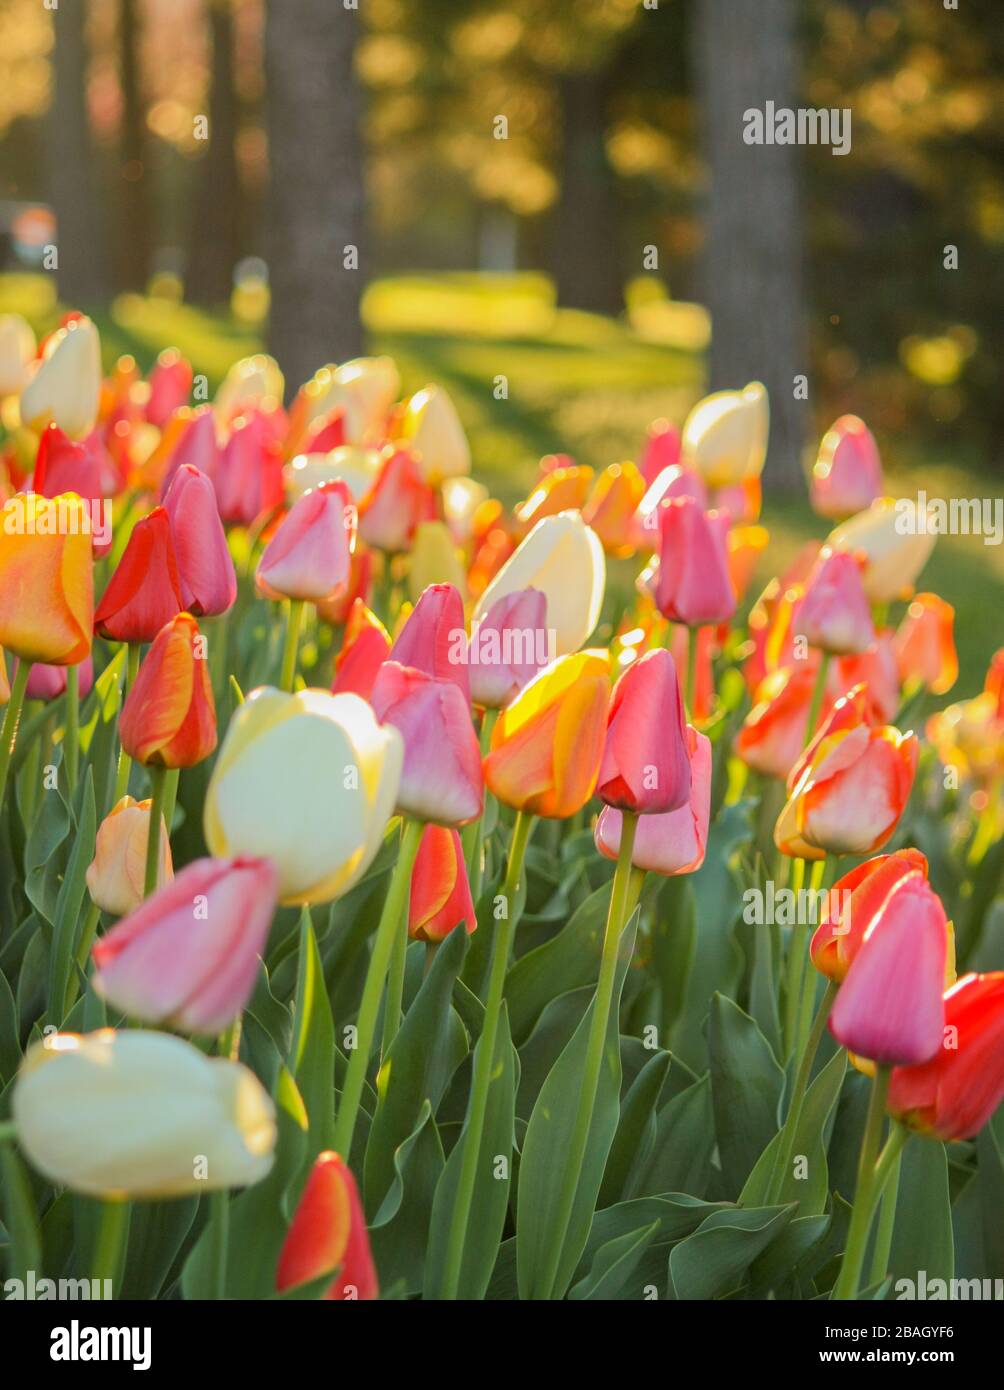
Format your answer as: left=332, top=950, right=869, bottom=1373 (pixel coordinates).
left=1, top=0, right=1002, bottom=684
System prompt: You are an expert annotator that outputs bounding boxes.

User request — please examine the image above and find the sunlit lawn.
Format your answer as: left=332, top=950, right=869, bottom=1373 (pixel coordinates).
left=3, top=270, right=1000, bottom=696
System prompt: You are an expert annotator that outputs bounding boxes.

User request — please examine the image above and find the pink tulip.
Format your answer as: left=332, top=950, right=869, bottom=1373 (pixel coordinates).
left=389, top=583, right=469, bottom=702
left=794, top=548, right=874, bottom=656
left=595, top=727, right=711, bottom=875
left=639, top=420, right=682, bottom=487
left=24, top=654, right=94, bottom=703
left=92, top=856, right=279, bottom=1034
left=146, top=351, right=193, bottom=429
left=215, top=412, right=284, bottom=526
left=256, top=480, right=356, bottom=603
left=370, top=661, right=483, bottom=826
left=468, top=588, right=549, bottom=709
left=810, top=415, right=883, bottom=520
left=162, top=464, right=237, bottom=617
left=642, top=497, right=736, bottom=627
left=597, top=648, right=690, bottom=813
left=160, top=408, right=220, bottom=498
left=829, top=875, right=948, bottom=1065
left=631, top=465, right=708, bottom=553
left=358, top=446, right=435, bottom=552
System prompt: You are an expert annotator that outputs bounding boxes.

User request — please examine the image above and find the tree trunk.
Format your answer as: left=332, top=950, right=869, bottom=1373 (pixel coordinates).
left=691, top=0, right=808, bottom=490
left=186, top=0, right=241, bottom=306
left=48, top=1, right=108, bottom=305
left=118, top=0, right=152, bottom=292
left=264, top=0, right=364, bottom=396
left=551, top=72, right=623, bottom=315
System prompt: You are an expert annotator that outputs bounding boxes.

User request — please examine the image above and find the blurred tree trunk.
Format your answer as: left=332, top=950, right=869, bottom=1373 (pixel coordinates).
left=551, top=71, right=623, bottom=315
left=48, top=1, right=107, bottom=305
left=264, top=0, right=363, bottom=394
left=691, top=0, right=807, bottom=490
left=119, top=0, right=152, bottom=292
left=186, top=0, right=241, bottom=306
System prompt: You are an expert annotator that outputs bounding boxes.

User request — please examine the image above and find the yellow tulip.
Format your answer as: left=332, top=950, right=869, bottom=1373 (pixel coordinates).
left=19, top=316, right=101, bottom=440
left=408, top=520, right=467, bottom=600
left=681, top=381, right=769, bottom=488
left=397, top=384, right=470, bottom=481
left=827, top=497, right=937, bottom=604
left=86, top=796, right=173, bottom=917
left=0, top=313, right=36, bottom=396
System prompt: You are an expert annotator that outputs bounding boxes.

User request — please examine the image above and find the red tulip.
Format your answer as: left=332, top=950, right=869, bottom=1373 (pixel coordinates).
left=162, top=464, right=237, bottom=617
left=809, top=848, right=929, bottom=984
left=119, top=613, right=217, bottom=768
left=332, top=599, right=391, bottom=700
left=256, top=480, right=356, bottom=604
left=276, top=1152, right=378, bottom=1300
left=409, top=824, right=477, bottom=942
left=146, top=349, right=193, bottom=429
left=794, top=548, right=874, bottom=655
left=468, top=587, right=549, bottom=710
left=33, top=423, right=117, bottom=501
left=642, top=497, right=736, bottom=627
left=597, top=648, right=690, bottom=813
left=595, top=726, right=711, bottom=875
left=893, top=593, right=958, bottom=696
left=827, top=631, right=900, bottom=724
left=986, top=648, right=1004, bottom=719
left=388, top=583, right=469, bottom=701
left=94, top=508, right=184, bottom=643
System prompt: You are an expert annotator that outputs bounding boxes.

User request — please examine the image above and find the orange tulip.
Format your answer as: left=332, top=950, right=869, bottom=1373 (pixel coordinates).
left=484, top=650, right=611, bottom=818
left=275, top=1151, right=378, bottom=1300
left=0, top=492, right=94, bottom=664
left=581, top=462, right=646, bottom=556
left=119, top=613, right=217, bottom=768
left=513, top=465, right=593, bottom=535
left=735, top=665, right=819, bottom=781
left=892, top=593, right=958, bottom=696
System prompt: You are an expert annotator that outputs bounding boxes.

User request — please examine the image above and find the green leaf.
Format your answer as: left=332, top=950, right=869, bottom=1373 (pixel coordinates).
left=370, top=1101, right=445, bottom=1295
left=0, top=969, right=19, bottom=1086
left=504, top=882, right=610, bottom=1044
left=289, top=909, right=335, bottom=1160
left=667, top=1205, right=793, bottom=1299
left=708, top=993, right=784, bottom=1198
left=120, top=1197, right=199, bottom=1300
left=47, top=767, right=96, bottom=1025
left=599, top=1049, right=671, bottom=1207
left=568, top=1221, right=660, bottom=1300
left=632, top=1073, right=716, bottom=1199
left=0, top=1142, right=41, bottom=1283
left=888, top=1138, right=954, bottom=1286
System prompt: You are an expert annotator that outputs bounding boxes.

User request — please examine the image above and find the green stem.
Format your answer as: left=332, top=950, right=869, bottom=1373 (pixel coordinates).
left=832, top=1065, right=892, bottom=1300
left=143, top=765, right=167, bottom=898
left=332, top=817, right=426, bottom=1160
left=463, top=710, right=498, bottom=895
left=438, top=809, right=535, bottom=1300
left=64, top=663, right=79, bottom=791
left=279, top=598, right=305, bottom=692
left=91, top=1199, right=130, bottom=1291
left=869, top=1142, right=904, bottom=1288
left=793, top=858, right=828, bottom=1060
left=112, top=644, right=141, bottom=807
left=804, top=652, right=832, bottom=747
left=161, top=767, right=180, bottom=841
left=535, top=809, right=639, bottom=1300
left=66, top=899, right=103, bottom=1014
left=0, top=659, right=31, bottom=807
left=208, top=1190, right=230, bottom=1299
left=685, top=625, right=698, bottom=721
left=380, top=818, right=422, bottom=1059
left=766, top=979, right=838, bottom=1204
left=782, top=857, right=807, bottom=1057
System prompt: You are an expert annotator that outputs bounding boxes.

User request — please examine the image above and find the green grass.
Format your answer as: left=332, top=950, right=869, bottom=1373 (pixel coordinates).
left=3, top=270, right=1000, bottom=696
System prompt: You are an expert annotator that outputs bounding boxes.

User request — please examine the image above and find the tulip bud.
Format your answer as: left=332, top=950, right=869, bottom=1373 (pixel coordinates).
left=284, top=444, right=382, bottom=506
left=397, top=383, right=470, bottom=481
left=120, top=613, right=217, bottom=768
left=276, top=1152, right=378, bottom=1300
left=639, top=419, right=682, bottom=487
left=597, top=648, right=690, bottom=813
left=333, top=355, right=400, bottom=442
left=146, top=349, right=193, bottom=429
left=33, top=423, right=117, bottom=503
left=215, top=353, right=284, bottom=423
left=409, top=824, right=476, bottom=942
left=985, top=648, right=1004, bottom=719
left=160, top=409, right=220, bottom=498
left=582, top=462, right=646, bottom=556
left=358, top=446, right=435, bottom=552
left=92, top=856, right=278, bottom=1033
left=332, top=599, right=391, bottom=700
left=630, top=464, right=709, bottom=553
left=19, top=316, right=101, bottom=440
left=12, top=1028, right=276, bottom=1197
left=643, top=497, right=737, bottom=627
left=808, top=848, right=934, bottom=987
left=0, top=313, right=36, bottom=395
left=735, top=665, right=819, bottom=780
left=827, top=631, right=901, bottom=725
left=810, top=416, right=883, bottom=520
left=515, top=465, right=594, bottom=534
left=441, top=476, right=489, bottom=545
left=256, top=479, right=356, bottom=604
left=370, top=661, right=483, bottom=827
left=0, top=493, right=94, bottom=664
left=469, top=587, right=549, bottom=709
left=893, top=593, right=957, bottom=695
left=86, top=795, right=173, bottom=917
left=162, top=464, right=238, bottom=617
left=389, top=583, right=468, bottom=699
left=596, top=726, right=711, bottom=875
left=25, top=654, right=94, bottom=703
left=205, top=687, right=403, bottom=904
left=827, top=497, right=937, bottom=604
left=95, top=507, right=184, bottom=644
left=681, top=382, right=768, bottom=488
left=407, top=520, right=467, bottom=601
left=793, top=548, right=875, bottom=655
left=215, top=412, right=285, bottom=526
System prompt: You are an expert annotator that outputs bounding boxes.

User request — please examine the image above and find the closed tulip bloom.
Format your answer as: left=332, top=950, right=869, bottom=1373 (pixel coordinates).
left=409, top=824, right=477, bottom=942
left=92, top=856, right=278, bottom=1034
left=582, top=462, right=646, bottom=556
left=12, top=1028, right=275, bottom=1198
left=216, top=353, right=285, bottom=424
left=785, top=683, right=872, bottom=793
left=597, top=648, right=690, bottom=813
left=146, top=348, right=193, bottom=428
left=95, top=507, right=184, bottom=644
left=711, top=477, right=762, bottom=525
left=442, top=476, right=490, bottom=545
left=810, top=416, right=883, bottom=520
left=926, top=691, right=1004, bottom=788
left=775, top=722, right=918, bottom=860
left=25, top=654, right=94, bottom=703
left=827, top=631, right=900, bottom=725
left=794, top=548, right=875, bottom=655
left=256, top=480, right=355, bottom=604
left=515, top=465, right=594, bottom=534
left=370, top=661, right=483, bottom=826
left=0, top=493, right=94, bottom=664
left=86, top=795, right=173, bottom=916
left=216, top=412, right=285, bottom=526
left=469, top=587, right=549, bottom=709
left=827, top=497, right=937, bottom=604
left=726, top=524, right=770, bottom=601
left=389, top=582, right=469, bottom=699
left=639, top=419, right=682, bottom=487
left=398, top=383, right=470, bottom=481
left=893, top=593, right=957, bottom=695
left=735, top=665, right=818, bottom=780
left=333, top=355, right=400, bottom=442
left=407, top=520, right=468, bottom=601
left=888, top=973, right=1004, bottom=1141
left=205, top=687, right=403, bottom=904
left=160, top=408, right=220, bottom=498
left=829, top=876, right=948, bottom=1066
left=596, top=726, right=711, bottom=875
left=276, top=1152, right=378, bottom=1300
left=162, top=464, right=237, bottom=617
left=120, top=613, right=217, bottom=768
left=809, top=848, right=929, bottom=984
left=0, top=312, right=35, bottom=395
left=472, top=512, right=605, bottom=656
left=681, top=382, right=769, bottom=488
left=484, top=650, right=611, bottom=818
left=284, top=444, right=382, bottom=505
left=630, top=464, right=709, bottom=552
left=332, top=599, right=391, bottom=700
left=358, top=446, right=435, bottom=552
left=19, top=315, right=101, bottom=439
left=34, top=424, right=117, bottom=501
left=644, top=497, right=736, bottom=627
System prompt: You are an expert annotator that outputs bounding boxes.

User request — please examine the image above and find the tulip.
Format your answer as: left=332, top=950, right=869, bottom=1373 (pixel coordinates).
left=33, top=423, right=117, bottom=502
left=332, top=599, right=391, bottom=700
left=407, top=520, right=467, bottom=601
left=985, top=648, right=1004, bottom=718
left=25, top=654, right=94, bottom=703
left=215, top=412, right=285, bottom=526
left=162, top=464, right=237, bottom=617
left=0, top=493, right=94, bottom=664
left=642, top=497, right=736, bottom=627
left=333, top=355, right=400, bottom=442
left=95, top=507, right=184, bottom=644
left=711, top=477, right=761, bottom=525
left=276, top=1152, right=378, bottom=1300
left=595, top=726, right=711, bottom=875
left=86, top=795, right=173, bottom=917
left=256, top=480, right=355, bottom=604
left=388, top=582, right=468, bottom=699
left=735, top=665, right=818, bottom=780
left=484, top=649, right=611, bottom=818
left=0, top=313, right=35, bottom=395
left=630, top=464, right=709, bottom=552
left=120, top=613, right=217, bottom=768
left=515, top=465, right=594, bottom=534
left=370, top=662, right=483, bottom=827
left=397, top=383, right=470, bottom=481
left=775, top=721, right=918, bottom=860
left=829, top=875, right=948, bottom=1066
left=317, top=546, right=373, bottom=627
left=358, top=446, right=435, bottom=552
left=582, top=462, right=646, bottom=556
left=785, top=683, right=873, bottom=793
left=892, top=593, right=957, bottom=696
left=469, top=587, right=549, bottom=709
left=888, top=972, right=1004, bottom=1141
left=809, top=849, right=930, bottom=984
left=146, top=348, right=193, bottom=429
left=472, top=512, right=605, bottom=656
left=726, top=523, right=770, bottom=601
left=205, top=687, right=403, bottom=904
left=681, top=381, right=768, bottom=488
left=92, top=856, right=278, bottom=1033
left=442, top=476, right=489, bottom=545
left=215, top=353, right=284, bottom=423
left=160, top=408, right=220, bottom=498
left=810, top=415, right=883, bottom=520
left=926, top=692, right=1004, bottom=788
left=827, top=497, right=937, bottom=604
left=794, top=548, right=875, bottom=655
left=284, top=444, right=382, bottom=506
left=597, top=648, right=690, bottom=813
left=827, top=631, right=900, bottom=725
left=19, top=316, right=101, bottom=439
left=639, top=419, right=682, bottom=487
left=11, top=1028, right=276, bottom=1197
left=409, top=824, right=477, bottom=942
